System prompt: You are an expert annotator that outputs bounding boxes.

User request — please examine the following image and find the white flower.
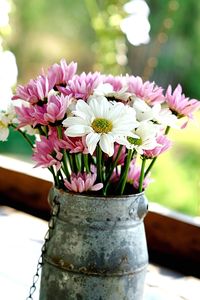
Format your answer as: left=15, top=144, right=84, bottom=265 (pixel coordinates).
left=21, top=125, right=38, bottom=136
left=153, top=107, right=178, bottom=128
left=131, top=97, right=155, bottom=121
left=94, top=83, right=131, bottom=102
left=0, top=104, right=16, bottom=141
left=0, top=51, right=18, bottom=110
left=131, top=97, right=178, bottom=128
left=62, top=96, right=138, bottom=156
left=94, top=83, right=114, bottom=96
left=119, top=121, right=159, bottom=154
left=0, top=123, right=9, bottom=141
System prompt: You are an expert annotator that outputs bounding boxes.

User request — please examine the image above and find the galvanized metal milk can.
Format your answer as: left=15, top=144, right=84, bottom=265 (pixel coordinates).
left=39, top=188, right=148, bottom=300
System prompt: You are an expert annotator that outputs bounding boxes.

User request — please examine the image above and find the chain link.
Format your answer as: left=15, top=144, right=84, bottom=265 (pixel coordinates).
left=26, top=196, right=60, bottom=300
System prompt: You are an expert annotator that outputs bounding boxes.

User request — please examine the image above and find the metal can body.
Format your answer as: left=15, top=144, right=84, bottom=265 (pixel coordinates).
left=39, top=188, right=148, bottom=300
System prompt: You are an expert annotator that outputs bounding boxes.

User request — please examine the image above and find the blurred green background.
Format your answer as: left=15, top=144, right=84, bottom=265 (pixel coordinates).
left=1, top=0, right=200, bottom=216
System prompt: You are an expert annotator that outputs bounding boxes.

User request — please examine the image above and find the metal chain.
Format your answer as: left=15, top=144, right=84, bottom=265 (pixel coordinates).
left=26, top=196, right=60, bottom=300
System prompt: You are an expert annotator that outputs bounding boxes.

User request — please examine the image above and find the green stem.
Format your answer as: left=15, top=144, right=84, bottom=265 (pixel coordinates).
left=38, top=125, right=48, bottom=137
left=165, top=126, right=170, bottom=135
left=96, top=145, right=103, bottom=183
left=56, top=126, right=70, bottom=178
left=69, top=154, right=75, bottom=173
left=10, top=125, right=34, bottom=148
left=83, top=154, right=90, bottom=173
left=57, top=126, right=63, bottom=139
left=119, top=149, right=132, bottom=195
left=75, top=153, right=81, bottom=172
left=57, top=169, right=64, bottom=186
left=38, top=126, right=46, bottom=136
left=62, top=151, right=70, bottom=179
left=49, top=166, right=59, bottom=187
left=144, top=157, right=157, bottom=178
left=139, top=158, right=146, bottom=193
left=103, top=145, right=123, bottom=195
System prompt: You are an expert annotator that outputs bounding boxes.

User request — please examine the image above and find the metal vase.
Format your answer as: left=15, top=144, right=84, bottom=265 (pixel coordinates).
left=39, top=188, right=148, bottom=300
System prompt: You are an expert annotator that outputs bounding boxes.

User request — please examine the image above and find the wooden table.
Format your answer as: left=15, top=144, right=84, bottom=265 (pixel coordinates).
left=0, top=206, right=199, bottom=300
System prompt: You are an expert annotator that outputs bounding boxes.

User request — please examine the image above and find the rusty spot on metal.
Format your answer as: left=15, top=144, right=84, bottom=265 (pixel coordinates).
left=51, top=256, right=74, bottom=271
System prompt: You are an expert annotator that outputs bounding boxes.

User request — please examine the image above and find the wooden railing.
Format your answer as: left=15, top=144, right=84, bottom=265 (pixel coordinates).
left=0, top=155, right=200, bottom=277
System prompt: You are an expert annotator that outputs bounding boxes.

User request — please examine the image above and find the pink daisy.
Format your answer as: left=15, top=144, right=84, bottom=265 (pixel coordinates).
left=15, top=104, right=48, bottom=128
left=103, top=75, right=124, bottom=92
left=63, top=136, right=89, bottom=154
left=47, top=59, right=77, bottom=87
left=12, top=75, right=52, bottom=104
left=15, top=105, right=36, bottom=128
left=33, top=135, right=63, bottom=170
left=143, top=134, right=172, bottom=158
left=64, top=172, right=103, bottom=193
left=127, top=75, right=165, bottom=105
left=43, top=93, right=70, bottom=124
left=165, top=84, right=200, bottom=120
left=59, top=72, right=102, bottom=100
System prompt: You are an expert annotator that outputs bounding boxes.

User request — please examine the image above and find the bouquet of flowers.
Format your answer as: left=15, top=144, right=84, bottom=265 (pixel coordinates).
left=1, top=59, right=200, bottom=196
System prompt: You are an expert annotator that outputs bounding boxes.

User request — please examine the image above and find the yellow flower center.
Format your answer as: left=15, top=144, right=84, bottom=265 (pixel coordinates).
left=0, top=120, right=5, bottom=128
left=127, top=136, right=142, bottom=146
left=91, top=118, right=113, bottom=134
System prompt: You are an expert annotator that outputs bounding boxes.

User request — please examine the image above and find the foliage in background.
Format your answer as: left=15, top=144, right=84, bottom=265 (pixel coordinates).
left=84, top=0, right=128, bottom=74
left=146, top=113, right=200, bottom=216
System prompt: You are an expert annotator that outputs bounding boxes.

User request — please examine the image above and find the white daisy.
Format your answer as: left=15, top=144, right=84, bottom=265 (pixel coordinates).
left=131, top=97, right=178, bottom=128
left=62, top=96, right=138, bottom=156
left=94, top=83, right=132, bottom=102
left=0, top=104, right=16, bottom=141
left=119, top=121, right=159, bottom=154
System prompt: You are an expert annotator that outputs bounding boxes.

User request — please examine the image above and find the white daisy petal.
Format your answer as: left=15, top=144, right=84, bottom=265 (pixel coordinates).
left=62, top=116, right=88, bottom=127
left=65, top=125, right=91, bottom=137
left=86, top=132, right=100, bottom=154
left=89, top=96, right=111, bottom=118
left=108, top=102, right=124, bottom=120
left=94, top=83, right=114, bottom=96
left=0, top=127, right=9, bottom=141
left=76, top=100, right=93, bottom=118
left=99, top=134, right=114, bottom=157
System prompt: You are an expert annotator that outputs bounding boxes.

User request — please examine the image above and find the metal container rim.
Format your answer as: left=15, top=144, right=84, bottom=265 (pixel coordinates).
left=52, top=187, right=145, bottom=201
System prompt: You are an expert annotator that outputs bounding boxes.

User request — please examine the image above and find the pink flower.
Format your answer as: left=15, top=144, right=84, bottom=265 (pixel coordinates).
left=15, top=105, right=36, bottom=127
left=127, top=161, right=153, bottom=190
left=113, top=144, right=126, bottom=165
left=104, top=75, right=124, bottom=91
left=127, top=76, right=165, bottom=105
left=63, top=136, right=89, bottom=154
left=33, top=135, right=63, bottom=170
left=64, top=172, right=103, bottom=193
left=12, top=75, right=52, bottom=104
left=59, top=72, right=102, bottom=100
left=44, top=93, right=70, bottom=123
left=110, top=168, right=120, bottom=183
left=47, top=59, right=77, bottom=87
left=15, top=93, right=70, bottom=128
left=34, top=105, right=49, bottom=126
left=165, top=84, right=200, bottom=120
left=15, top=104, right=48, bottom=128
left=143, top=134, right=172, bottom=158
